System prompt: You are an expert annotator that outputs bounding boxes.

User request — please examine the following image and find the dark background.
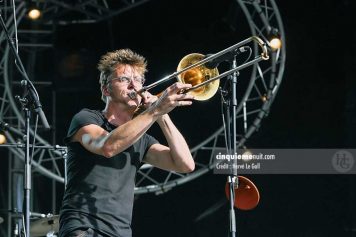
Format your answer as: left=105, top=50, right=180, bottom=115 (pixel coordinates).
left=1, top=0, right=356, bottom=236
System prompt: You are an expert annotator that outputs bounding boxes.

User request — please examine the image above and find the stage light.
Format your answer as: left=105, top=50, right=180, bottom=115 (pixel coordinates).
left=0, top=133, right=6, bottom=144
left=26, top=1, right=41, bottom=20
left=28, top=8, right=41, bottom=20
left=241, top=148, right=253, bottom=162
left=261, top=94, right=268, bottom=102
left=270, top=38, right=282, bottom=50
left=268, top=28, right=282, bottom=50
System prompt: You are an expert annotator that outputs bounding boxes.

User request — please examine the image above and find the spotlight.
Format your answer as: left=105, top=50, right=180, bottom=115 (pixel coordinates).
left=28, top=8, right=41, bottom=20
left=241, top=147, right=253, bottom=162
left=26, top=1, right=41, bottom=20
left=261, top=94, right=268, bottom=102
left=268, top=28, right=282, bottom=50
left=0, top=133, right=6, bottom=144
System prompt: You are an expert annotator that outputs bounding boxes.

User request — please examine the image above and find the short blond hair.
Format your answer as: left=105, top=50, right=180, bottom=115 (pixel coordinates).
left=97, top=49, right=147, bottom=102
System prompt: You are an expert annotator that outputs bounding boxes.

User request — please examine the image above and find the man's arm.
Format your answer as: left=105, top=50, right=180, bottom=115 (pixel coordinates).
left=72, top=109, right=157, bottom=158
left=144, top=114, right=195, bottom=173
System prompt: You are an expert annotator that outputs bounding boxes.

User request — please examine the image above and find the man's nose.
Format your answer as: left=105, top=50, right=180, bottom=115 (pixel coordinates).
left=127, top=79, right=135, bottom=88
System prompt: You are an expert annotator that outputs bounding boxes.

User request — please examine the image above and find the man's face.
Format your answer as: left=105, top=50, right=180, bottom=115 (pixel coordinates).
left=106, top=64, right=144, bottom=108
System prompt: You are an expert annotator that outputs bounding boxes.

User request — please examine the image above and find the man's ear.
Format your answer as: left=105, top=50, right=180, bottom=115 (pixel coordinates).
left=102, top=85, right=111, bottom=96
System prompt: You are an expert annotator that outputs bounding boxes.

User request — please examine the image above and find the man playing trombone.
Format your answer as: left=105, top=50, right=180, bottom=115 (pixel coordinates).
left=59, top=48, right=195, bottom=237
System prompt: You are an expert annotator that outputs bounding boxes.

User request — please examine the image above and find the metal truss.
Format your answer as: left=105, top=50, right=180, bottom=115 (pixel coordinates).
left=3, top=0, right=151, bottom=25
left=0, top=0, right=286, bottom=197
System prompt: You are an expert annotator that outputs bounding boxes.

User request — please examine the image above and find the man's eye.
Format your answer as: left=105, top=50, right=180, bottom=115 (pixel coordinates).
left=120, top=77, right=130, bottom=82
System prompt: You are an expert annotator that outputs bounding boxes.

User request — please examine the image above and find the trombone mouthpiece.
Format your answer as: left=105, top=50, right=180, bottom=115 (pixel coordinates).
left=129, top=89, right=147, bottom=100
left=128, top=91, right=137, bottom=100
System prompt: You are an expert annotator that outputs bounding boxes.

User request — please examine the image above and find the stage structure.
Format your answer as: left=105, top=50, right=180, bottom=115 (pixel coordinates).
left=0, top=0, right=285, bottom=236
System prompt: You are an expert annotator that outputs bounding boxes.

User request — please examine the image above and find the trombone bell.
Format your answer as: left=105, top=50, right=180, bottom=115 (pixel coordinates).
left=177, top=53, right=219, bottom=101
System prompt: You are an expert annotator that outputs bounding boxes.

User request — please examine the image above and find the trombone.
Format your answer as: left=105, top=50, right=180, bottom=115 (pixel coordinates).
left=132, top=36, right=269, bottom=101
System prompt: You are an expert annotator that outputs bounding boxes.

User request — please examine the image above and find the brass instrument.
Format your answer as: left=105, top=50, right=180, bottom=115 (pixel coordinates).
left=131, top=36, right=269, bottom=105
left=176, top=53, right=219, bottom=101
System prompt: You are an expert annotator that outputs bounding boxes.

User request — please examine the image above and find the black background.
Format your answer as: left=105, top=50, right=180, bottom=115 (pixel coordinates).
left=1, top=0, right=356, bottom=236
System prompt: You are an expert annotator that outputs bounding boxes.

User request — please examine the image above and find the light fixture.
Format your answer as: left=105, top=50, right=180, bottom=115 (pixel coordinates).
left=268, top=27, right=282, bottom=50
left=0, top=121, right=8, bottom=144
left=28, top=8, right=41, bottom=20
left=26, top=1, right=42, bottom=20
left=0, top=133, right=6, bottom=144
left=261, top=94, right=268, bottom=102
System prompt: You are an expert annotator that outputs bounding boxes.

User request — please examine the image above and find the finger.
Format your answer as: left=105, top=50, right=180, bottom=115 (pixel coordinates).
left=142, top=92, right=154, bottom=105
left=176, top=100, right=193, bottom=107
left=137, top=90, right=151, bottom=102
left=145, top=95, right=158, bottom=104
left=169, top=82, right=192, bottom=93
left=178, top=93, right=194, bottom=100
left=176, top=82, right=192, bottom=89
left=169, top=93, right=194, bottom=101
left=143, top=90, right=154, bottom=97
left=176, top=81, right=192, bottom=86
left=141, top=91, right=149, bottom=100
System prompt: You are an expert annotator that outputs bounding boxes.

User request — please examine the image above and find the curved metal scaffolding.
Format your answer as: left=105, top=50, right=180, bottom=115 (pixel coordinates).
left=0, top=0, right=286, bottom=196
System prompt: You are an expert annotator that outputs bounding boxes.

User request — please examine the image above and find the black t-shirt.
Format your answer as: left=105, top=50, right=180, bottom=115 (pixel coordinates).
left=59, top=109, right=158, bottom=237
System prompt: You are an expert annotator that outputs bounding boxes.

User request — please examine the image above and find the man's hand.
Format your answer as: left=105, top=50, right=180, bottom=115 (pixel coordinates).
left=139, top=90, right=158, bottom=108
left=148, top=82, right=194, bottom=117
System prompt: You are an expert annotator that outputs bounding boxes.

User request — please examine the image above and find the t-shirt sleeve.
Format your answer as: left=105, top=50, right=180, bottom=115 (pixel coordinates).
left=64, top=109, right=102, bottom=144
left=142, top=134, right=159, bottom=160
